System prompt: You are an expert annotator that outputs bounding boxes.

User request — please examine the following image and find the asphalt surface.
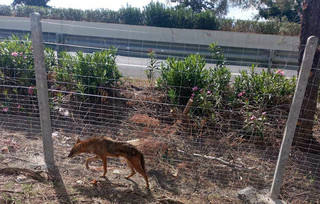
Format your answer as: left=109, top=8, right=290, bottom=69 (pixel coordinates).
left=115, top=55, right=298, bottom=80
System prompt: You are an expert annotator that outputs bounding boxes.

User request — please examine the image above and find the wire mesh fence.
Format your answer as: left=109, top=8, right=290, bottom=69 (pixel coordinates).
left=0, top=16, right=319, bottom=203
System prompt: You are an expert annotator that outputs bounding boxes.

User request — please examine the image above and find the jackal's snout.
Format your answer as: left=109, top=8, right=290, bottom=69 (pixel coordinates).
left=67, top=150, right=76, bottom=158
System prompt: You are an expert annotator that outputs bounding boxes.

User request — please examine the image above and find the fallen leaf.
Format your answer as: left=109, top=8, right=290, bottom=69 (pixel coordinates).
left=91, top=179, right=97, bottom=186
left=1, top=146, right=9, bottom=154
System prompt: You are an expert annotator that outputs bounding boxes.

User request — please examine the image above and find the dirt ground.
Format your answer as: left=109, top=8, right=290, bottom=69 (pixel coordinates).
left=0, top=81, right=320, bottom=204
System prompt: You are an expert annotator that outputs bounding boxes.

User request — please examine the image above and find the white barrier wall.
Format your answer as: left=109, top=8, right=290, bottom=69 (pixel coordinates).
left=0, top=16, right=299, bottom=51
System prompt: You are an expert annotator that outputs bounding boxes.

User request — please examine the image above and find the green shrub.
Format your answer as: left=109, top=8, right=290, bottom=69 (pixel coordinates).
left=233, top=66, right=296, bottom=107
left=279, top=20, right=300, bottom=36
left=157, top=55, right=208, bottom=105
left=119, top=5, right=143, bottom=25
left=56, top=48, right=122, bottom=96
left=84, top=9, right=120, bottom=23
left=255, top=20, right=280, bottom=35
left=0, top=5, right=12, bottom=16
left=170, top=7, right=194, bottom=29
left=209, top=43, right=226, bottom=68
left=15, top=5, right=50, bottom=18
left=194, top=10, right=218, bottom=30
left=145, top=50, right=159, bottom=86
left=194, top=67, right=231, bottom=111
left=0, top=34, right=56, bottom=90
left=193, top=45, right=231, bottom=114
left=144, top=2, right=173, bottom=27
left=63, top=8, right=85, bottom=21
left=242, top=108, right=267, bottom=139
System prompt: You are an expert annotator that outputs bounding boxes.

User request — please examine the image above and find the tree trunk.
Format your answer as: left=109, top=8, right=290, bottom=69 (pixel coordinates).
left=294, top=0, right=320, bottom=153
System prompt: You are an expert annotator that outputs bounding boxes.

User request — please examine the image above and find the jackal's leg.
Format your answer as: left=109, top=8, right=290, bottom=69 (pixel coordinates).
left=129, top=157, right=149, bottom=188
left=100, top=157, right=107, bottom=178
left=85, top=155, right=99, bottom=169
left=125, top=158, right=136, bottom=179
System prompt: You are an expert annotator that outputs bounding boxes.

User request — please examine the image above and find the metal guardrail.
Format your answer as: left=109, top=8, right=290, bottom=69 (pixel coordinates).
left=0, top=28, right=299, bottom=70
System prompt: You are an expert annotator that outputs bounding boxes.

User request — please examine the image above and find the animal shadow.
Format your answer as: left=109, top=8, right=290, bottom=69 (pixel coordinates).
left=74, top=178, right=155, bottom=204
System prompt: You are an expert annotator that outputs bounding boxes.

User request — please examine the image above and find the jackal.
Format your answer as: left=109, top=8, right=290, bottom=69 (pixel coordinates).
left=68, top=137, right=149, bottom=188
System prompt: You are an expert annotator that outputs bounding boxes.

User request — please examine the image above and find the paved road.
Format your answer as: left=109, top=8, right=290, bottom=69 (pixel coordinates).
left=115, top=55, right=298, bottom=80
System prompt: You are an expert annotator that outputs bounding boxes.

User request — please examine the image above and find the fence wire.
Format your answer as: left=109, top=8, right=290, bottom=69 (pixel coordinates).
left=0, top=21, right=319, bottom=203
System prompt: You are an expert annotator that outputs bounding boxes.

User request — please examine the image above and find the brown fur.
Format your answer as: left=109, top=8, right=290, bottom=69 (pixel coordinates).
left=68, top=137, right=149, bottom=188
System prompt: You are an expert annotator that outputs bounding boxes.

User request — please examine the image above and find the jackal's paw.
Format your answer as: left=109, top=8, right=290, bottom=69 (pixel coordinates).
left=99, top=175, right=106, bottom=178
left=86, top=165, right=90, bottom=169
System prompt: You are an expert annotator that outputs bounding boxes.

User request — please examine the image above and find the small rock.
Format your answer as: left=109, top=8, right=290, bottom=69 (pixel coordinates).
left=16, top=175, right=27, bottom=182
left=76, top=180, right=84, bottom=185
left=113, top=170, right=120, bottom=174
left=238, top=187, right=258, bottom=203
left=238, top=187, right=281, bottom=204
left=59, top=108, right=70, bottom=117
left=52, top=131, right=59, bottom=137
left=1, top=146, right=9, bottom=154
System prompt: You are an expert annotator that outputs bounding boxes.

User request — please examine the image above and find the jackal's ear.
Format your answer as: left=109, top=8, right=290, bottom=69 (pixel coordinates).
left=76, top=137, right=81, bottom=143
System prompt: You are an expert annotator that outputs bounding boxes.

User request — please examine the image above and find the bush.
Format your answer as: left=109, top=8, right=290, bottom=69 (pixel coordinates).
left=0, top=34, right=56, bottom=91
left=171, top=8, right=194, bottom=29
left=279, top=20, right=300, bottom=36
left=193, top=44, right=231, bottom=113
left=0, top=5, right=12, bottom=16
left=15, top=5, right=50, bottom=17
left=157, top=55, right=208, bottom=105
left=194, top=67, right=231, bottom=111
left=233, top=66, right=296, bottom=107
left=145, top=50, right=160, bottom=86
left=0, top=4, right=299, bottom=35
left=194, top=10, right=218, bottom=30
left=119, top=5, right=143, bottom=25
left=144, top=2, right=173, bottom=27
left=218, top=18, right=299, bottom=36
left=55, top=48, right=122, bottom=96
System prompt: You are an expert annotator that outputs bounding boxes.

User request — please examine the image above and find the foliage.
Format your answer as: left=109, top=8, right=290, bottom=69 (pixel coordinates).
left=175, top=0, right=228, bottom=15
left=0, top=34, right=56, bottom=89
left=278, top=19, right=301, bottom=35
left=233, top=66, right=296, bottom=107
left=13, top=0, right=50, bottom=7
left=257, top=0, right=302, bottom=23
left=119, top=5, right=143, bottom=25
left=56, top=48, right=122, bottom=95
left=0, top=5, right=11, bottom=16
left=194, top=66, right=232, bottom=111
left=242, top=106, right=267, bottom=139
left=218, top=18, right=300, bottom=36
left=143, top=2, right=174, bottom=28
left=143, top=2, right=218, bottom=30
left=0, top=4, right=300, bottom=35
left=193, top=10, right=218, bottom=30
left=193, top=44, right=231, bottom=113
left=146, top=50, right=159, bottom=86
left=157, top=55, right=208, bottom=105
left=209, top=42, right=226, bottom=68
left=231, top=0, right=302, bottom=22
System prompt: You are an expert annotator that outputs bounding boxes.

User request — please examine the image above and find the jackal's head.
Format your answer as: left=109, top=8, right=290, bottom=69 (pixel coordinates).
left=68, top=137, right=84, bottom=158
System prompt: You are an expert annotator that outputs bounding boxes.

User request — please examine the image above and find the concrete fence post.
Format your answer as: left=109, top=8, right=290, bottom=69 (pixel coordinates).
left=267, top=49, right=274, bottom=73
left=30, top=12, right=55, bottom=169
left=270, top=36, right=318, bottom=200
